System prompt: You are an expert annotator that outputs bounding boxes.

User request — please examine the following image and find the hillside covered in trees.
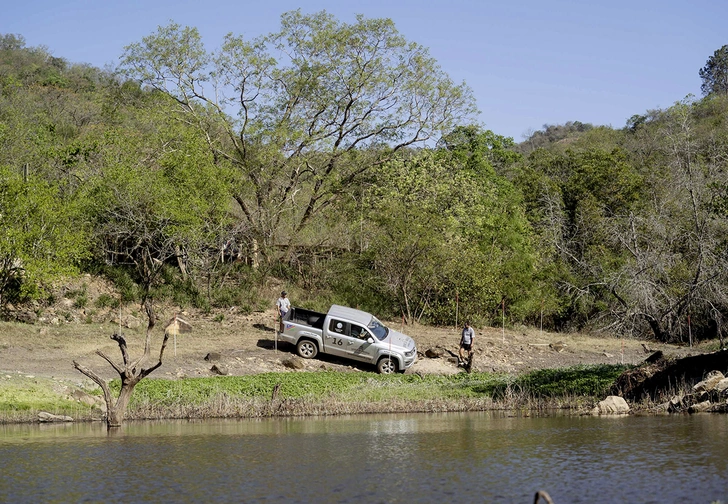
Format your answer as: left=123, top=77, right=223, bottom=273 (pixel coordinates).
left=1, top=14, right=728, bottom=346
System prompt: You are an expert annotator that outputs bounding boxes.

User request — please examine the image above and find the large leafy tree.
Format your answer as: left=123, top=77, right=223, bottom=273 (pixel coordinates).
left=118, top=11, right=477, bottom=266
left=354, top=127, right=537, bottom=325
left=84, top=95, right=233, bottom=302
left=699, top=44, right=728, bottom=96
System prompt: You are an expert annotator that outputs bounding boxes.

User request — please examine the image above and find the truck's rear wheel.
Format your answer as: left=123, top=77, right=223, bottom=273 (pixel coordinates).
left=296, top=339, right=318, bottom=359
left=377, top=356, right=398, bottom=374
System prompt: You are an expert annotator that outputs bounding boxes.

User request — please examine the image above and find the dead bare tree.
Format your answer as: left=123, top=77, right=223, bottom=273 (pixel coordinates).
left=73, top=300, right=169, bottom=429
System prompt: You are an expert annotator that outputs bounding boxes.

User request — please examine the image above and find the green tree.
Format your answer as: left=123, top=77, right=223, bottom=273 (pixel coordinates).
left=356, top=130, right=537, bottom=326
left=0, top=165, right=88, bottom=307
left=85, top=96, right=232, bottom=303
left=118, top=11, right=477, bottom=267
left=699, top=44, right=728, bottom=96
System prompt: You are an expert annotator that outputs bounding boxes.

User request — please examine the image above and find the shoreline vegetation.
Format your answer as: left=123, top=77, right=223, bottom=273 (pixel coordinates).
left=0, top=364, right=650, bottom=425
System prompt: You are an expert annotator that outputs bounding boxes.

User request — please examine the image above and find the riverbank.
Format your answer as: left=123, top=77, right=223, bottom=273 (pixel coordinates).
left=2, top=364, right=630, bottom=424
left=0, top=285, right=706, bottom=423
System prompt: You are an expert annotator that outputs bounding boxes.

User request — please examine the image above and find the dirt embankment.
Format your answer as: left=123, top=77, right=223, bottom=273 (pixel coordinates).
left=0, top=291, right=697, bottom=384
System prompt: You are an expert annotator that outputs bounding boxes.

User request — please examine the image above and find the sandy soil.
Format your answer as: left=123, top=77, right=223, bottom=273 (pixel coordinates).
left=0, top=298, right=697, bottom=384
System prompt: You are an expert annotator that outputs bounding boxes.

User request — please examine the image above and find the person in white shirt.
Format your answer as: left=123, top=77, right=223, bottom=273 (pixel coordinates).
left=275, top=291, right=291, bottom=332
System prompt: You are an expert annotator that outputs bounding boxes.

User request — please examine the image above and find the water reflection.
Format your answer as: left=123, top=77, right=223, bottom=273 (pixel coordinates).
left=1, top=413, right=727, bottom=503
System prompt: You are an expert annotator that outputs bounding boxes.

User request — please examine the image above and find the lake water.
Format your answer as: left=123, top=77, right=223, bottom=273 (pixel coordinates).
left=1, top=412, right=726, bottom=503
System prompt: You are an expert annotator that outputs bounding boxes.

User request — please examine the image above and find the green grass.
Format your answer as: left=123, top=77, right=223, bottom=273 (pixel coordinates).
left=0, top=376, right=96, bottom=421
left=1, top=364, right=632, bottom=423
left=124, top=364, right=627, bottom=406
left=487, top=364, right=630, bottom=398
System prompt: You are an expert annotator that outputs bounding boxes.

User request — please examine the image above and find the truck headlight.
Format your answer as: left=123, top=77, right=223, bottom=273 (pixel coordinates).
left=405, top=348, right=416, bottom=358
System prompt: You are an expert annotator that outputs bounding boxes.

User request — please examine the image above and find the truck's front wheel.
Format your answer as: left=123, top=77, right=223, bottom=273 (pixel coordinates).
left=377, top=356, right=398, bottom=374
left=296, top=339, right=318, bottom=359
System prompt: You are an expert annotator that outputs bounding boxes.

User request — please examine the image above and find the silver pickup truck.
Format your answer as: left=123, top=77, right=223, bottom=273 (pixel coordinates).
left=278, top=304, right=417, bottom=374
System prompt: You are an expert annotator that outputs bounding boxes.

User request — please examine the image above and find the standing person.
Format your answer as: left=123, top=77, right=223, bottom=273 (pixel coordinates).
left=276, top=291, right=291, bottom=332
left=459, top=321, right=475, bottom=366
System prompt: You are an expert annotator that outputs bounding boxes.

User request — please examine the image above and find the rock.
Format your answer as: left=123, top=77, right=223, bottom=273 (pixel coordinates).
left=715, top=378, right=728, bottom=394
left=125, top=316, right=141, bottom=329
left=38, top=412, right=73, bottom=422
left=591, top=396, right=630, bottom=415
left=425, top=347, right=444, bottom=358
left=688, top=400, right=712, bottom=413
left=693, top=370, right=725, bottom=393
left=283, top=356, right=306, bottom=370
left=204, top=352, right=222, bottom=362
left=14, top=311, right=37, bottom=324
left=668, top=393, right=689, bottom=413
left=71, top=389, right=105, bottom=410
left=210, top=364, right=229, bottom=375
left=549, top=341, right=566, bottom=352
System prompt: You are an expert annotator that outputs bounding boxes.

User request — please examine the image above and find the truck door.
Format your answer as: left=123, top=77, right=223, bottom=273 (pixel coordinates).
left=325, top=319, right=376, bottom=362
left=346, top=323, right=379, bottom=363
left=325, top=318, right=350, bottom=358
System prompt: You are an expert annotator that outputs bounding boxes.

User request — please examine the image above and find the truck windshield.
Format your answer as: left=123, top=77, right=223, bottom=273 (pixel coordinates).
left=368, top=317, right=389, bottom=340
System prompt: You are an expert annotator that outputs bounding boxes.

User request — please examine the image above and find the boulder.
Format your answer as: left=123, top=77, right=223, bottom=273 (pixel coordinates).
left=70, top=389, right=106, bottom=410
left=124, top=315, right=141, bottom=329
left=38, top=412, right=73, bottom=422
left=210, top=364, right=229, bottom=375
left=425, top=347, right=444, bottom=358
left=549, top=341, right=566, bottom=352
left=591, top=395, right=630, bottom=415
left=283, top=357, right=306, bottom=370
left=667, top=394, right=686, bottom=413
left=715, top=378, right=728, bottom=395
left=204, top=352, right=222, bottom=362
left=693, top=370, right=725, bottom=393
left=14, top=310, right=37, bottom=324
left=688, top=401, right=713, bottom=413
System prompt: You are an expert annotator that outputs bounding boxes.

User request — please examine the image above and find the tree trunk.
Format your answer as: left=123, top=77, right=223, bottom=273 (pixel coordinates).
left=73, top=300, right=172, bottom=429
left=107, top=379, right=140, bottom=428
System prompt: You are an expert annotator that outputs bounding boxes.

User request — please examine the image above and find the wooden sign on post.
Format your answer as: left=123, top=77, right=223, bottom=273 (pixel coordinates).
left=164, top=313, right=193, bottom=356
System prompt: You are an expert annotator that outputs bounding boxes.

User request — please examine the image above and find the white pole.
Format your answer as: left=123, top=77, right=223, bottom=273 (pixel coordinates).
left=501, top=299, right=505, bottom=344
left=540, top=299, right=543, bottom=338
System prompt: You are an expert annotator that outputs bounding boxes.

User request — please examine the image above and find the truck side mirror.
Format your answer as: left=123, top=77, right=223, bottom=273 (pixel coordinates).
left=366, top=337, right=374, bottom=344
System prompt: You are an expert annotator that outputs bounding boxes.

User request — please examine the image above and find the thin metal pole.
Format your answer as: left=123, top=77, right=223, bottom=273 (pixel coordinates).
left=501, top=299, right=505, bottom=344
left=540, top=299, right=543, bottom=337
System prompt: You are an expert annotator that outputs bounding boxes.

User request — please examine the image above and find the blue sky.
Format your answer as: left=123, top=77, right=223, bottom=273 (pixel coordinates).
left=4, top=0, right=727, bottom=140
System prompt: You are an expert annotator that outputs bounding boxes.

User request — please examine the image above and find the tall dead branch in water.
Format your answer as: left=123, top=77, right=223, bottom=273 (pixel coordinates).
left=73, top=300, right=171, bottom=429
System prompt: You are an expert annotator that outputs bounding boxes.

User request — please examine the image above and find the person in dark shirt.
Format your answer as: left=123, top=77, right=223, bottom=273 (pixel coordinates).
left=459, top=321, right=474, bottom=366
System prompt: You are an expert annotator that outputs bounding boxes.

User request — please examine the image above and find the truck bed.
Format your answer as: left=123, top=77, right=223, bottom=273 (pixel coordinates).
left=285, top=307, right=326, bottom=329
